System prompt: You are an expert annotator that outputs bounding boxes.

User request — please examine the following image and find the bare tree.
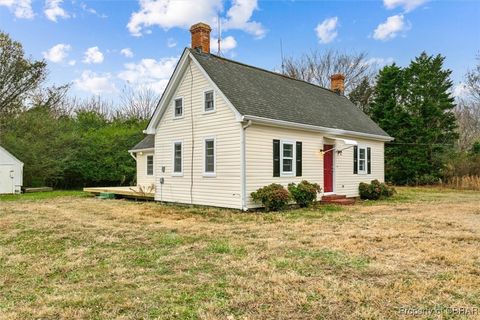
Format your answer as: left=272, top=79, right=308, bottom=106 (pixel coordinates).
left=282, top=49, right=377, bottom=95
left=455, top=54, right=480, bottom=150
left=119, top=86, right=159, bottom=120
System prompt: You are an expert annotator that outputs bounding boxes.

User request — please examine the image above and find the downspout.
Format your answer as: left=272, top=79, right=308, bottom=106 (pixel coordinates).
left=241, top=118, right=252, bottom=211
left=129, top=152, right=137, bottom=160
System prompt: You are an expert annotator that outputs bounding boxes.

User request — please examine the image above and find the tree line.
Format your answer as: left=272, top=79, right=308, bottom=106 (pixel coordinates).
left=284, top=49, right=480, bottom=185
left=0, top=31, right=157, bottom=188
left=1, top=30, right=479, bottom=188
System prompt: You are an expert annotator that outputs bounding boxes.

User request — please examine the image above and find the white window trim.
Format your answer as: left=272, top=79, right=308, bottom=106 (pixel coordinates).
left=146, top=154, right=154, bottom=176
left=358, top=145, right=367, bottom=175
left=172, top=140, right=183, bottom=176
left=203, top=137, right=216, bottom=177
left=173, top=97, right=184, bottom=119
left=203, top=89, right=216, bottom=114
left=280, top=139, right=296, bottom=177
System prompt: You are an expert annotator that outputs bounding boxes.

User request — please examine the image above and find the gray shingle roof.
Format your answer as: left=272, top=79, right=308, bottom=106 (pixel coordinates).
left=130, top=134, right=154, bottom=151
left=190, top=49, right=390, bottom=138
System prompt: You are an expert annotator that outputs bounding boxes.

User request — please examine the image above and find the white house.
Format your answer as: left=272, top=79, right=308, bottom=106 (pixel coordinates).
left=0, top=146, right=23, bottom=194
left=129, top=23, right=393, bottom=210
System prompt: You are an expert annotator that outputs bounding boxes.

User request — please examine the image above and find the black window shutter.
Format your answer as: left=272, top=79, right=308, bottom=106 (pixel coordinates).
left=296, top=141, right=302, bottom=177
left=367, top=147, right=371, bottom=174
left=273, top=140, right=280, bottom=177
left=353, top=146, right=358, bottom=174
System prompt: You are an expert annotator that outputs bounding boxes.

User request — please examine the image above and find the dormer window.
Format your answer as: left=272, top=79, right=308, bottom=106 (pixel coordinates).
left=204, top=90, right=214, bottom=112
left=174, top=98, right=183, bottom=118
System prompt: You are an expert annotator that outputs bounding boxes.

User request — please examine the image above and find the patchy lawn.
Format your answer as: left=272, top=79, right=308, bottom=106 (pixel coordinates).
left=0, top=188, right=479, bottom=319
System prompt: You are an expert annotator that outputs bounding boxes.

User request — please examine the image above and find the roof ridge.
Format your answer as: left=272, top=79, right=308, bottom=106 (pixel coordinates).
left=188, top=48, right=348, bottom=99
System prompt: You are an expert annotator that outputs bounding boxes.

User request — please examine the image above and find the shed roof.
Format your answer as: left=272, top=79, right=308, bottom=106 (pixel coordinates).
left=130, top=134, right=154, bottom=151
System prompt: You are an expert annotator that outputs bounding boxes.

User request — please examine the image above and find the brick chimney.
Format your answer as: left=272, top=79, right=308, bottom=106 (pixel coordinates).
left=190, top=22, right=211, bottom=54
left=330, top=74, right=345, bottom=95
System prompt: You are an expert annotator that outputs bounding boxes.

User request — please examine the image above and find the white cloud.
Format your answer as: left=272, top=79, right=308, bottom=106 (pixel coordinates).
left=127, top=0, right=222, bottom=37
left=127, top=0, right=265, bottom=38
left=315, top=17, right=339, bottom=44
left=383, top=0, right=427, bottom=12
left=0, top=0, right=34, bottom=19
left=120, top=48, right=134, bottom=58
left=80, top=2, right=107, bottom=18
left=222, top=0, right=266, bottom=39
left=42, top=43, right=71, bottom=63
left=83, top=46, right=104, bottom=64
left=68, top=60, right=76, bottom=66
left=167, top=38, right=177, bottom=48
left=74, top=71, right=116, bottom=95
left=373, top=15, right=408, bottom=41
left=118, top=57, right=177, bottom=94
left=210, top=35, right=237, bottom=54
left=44, top=0, right=70, bottom=22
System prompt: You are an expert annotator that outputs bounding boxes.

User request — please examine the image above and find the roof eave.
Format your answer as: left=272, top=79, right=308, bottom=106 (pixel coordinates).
left=241, top=115, right=394, bottom=142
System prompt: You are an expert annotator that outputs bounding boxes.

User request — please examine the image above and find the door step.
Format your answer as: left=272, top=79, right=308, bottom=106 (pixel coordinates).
left=321, top=194, right=355, bottom=205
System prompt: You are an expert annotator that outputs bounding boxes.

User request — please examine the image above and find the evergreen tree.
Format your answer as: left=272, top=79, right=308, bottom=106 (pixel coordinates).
left=349, top=77, right=374, bottom=113
left=370, top=53, right=458, bottom=184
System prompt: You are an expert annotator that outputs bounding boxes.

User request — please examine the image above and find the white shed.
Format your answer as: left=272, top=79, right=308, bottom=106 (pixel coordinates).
left=0, top=146, right=23, bottom=194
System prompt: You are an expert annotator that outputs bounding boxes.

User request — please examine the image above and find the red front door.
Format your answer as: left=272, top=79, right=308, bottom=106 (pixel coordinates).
left=323, top=144, right=334, bottom=193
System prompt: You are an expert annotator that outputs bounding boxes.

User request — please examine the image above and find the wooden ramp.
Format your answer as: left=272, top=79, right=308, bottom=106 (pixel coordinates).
left=83, top=186, right=154, bottom=200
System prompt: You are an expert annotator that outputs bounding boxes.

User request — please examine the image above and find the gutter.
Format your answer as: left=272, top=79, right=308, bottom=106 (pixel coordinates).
left=240, top=118, right=252, bottom=211
left=242, top=115, right=394, bottom=142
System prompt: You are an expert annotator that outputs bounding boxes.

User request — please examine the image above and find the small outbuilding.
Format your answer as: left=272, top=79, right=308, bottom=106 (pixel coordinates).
left=0, top=146, right=23, bottom=194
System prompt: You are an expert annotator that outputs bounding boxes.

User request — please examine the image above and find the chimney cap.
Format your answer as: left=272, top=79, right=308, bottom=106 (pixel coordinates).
left=190, top=22, right=212, bottom=32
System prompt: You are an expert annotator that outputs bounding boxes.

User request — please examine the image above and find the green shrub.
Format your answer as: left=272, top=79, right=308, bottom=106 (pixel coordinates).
left=359, top=180, right=396, bottom=200
left=251, top=183, right=290, bottom=211
left=414, top=174, right=441, bottom=186
left=288, top=180, right=322, bottom=207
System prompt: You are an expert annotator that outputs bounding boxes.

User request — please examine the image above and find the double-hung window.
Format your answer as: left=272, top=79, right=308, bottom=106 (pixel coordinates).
left=204, top=90, right=214, bottom=112
left=146, top=155, right=154, bottom=176
left=358, top=147, right=366, bottom=174
left=174, top=98, right=183, bottom=118
left=281, top=141, right=295, bottom=176
left=204, top=138, right=215, bottom=176
left=173, top=141, right=183, bottom=175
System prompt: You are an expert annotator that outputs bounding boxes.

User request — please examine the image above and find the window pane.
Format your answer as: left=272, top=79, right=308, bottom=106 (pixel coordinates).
left=147, top=155, right=153, bottom=175
left=359, top=148, right=365, bottom=159
left=175, top=99, right=182, bottom=117
left=359, top=160, right=365, bottom=171
left=283, top=143, right=293, bottom=158
left=283, top=159, right=292, bottom=172
left=205, top=91, right=214, bottom=111
left=205, top=139, right=215, bottom=172
left=174, top=143, right=182, bottom=172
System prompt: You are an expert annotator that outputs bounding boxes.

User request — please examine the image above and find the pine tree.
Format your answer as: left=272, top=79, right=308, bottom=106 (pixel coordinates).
left=370, top=53, right=458, bottom=184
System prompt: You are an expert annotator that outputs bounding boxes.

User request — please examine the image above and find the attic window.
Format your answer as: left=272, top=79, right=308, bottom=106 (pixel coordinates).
left=204, top=90, right=214, bottom=112
left=174, top=98, right=183, bottom=118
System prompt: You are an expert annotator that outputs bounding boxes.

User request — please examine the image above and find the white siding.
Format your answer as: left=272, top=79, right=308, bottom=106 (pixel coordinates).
left=0, top=147, right=23, bottom=194
left=136, top=151, right=155, bottom=190
left=334, top=138, right=385, bottom=197
left=245, top=124, right=385, bottom=208
left=154, top=60, right=242, bottom=209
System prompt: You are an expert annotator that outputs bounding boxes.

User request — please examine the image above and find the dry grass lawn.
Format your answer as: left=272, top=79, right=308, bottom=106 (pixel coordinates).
left=1, top=187, right=480, bottom=319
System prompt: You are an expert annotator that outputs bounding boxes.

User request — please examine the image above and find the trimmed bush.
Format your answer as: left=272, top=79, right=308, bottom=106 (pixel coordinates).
left=288, top=180, right=322, bottom=208
left=359, top=180, right=396, bottom=200
left=251, top=183, right=290, bottom=211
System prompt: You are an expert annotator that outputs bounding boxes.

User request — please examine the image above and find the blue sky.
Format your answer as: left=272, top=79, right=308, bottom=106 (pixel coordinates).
left=1, top=0, right=479, bottom=103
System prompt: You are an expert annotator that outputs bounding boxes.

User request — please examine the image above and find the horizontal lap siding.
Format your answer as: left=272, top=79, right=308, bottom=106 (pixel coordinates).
left=136, top=152, right=155, bottom=189
left=245, top=125, right=324, bottom=208
left=334, top=138, right=385, bottom=197
left=154, top=61, right=242, bottom=209
left=245, top=125, right=386, bottom=207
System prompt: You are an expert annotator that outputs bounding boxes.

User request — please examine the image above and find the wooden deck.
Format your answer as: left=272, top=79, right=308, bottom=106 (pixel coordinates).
left=83, top=186, right=155, bottom=200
